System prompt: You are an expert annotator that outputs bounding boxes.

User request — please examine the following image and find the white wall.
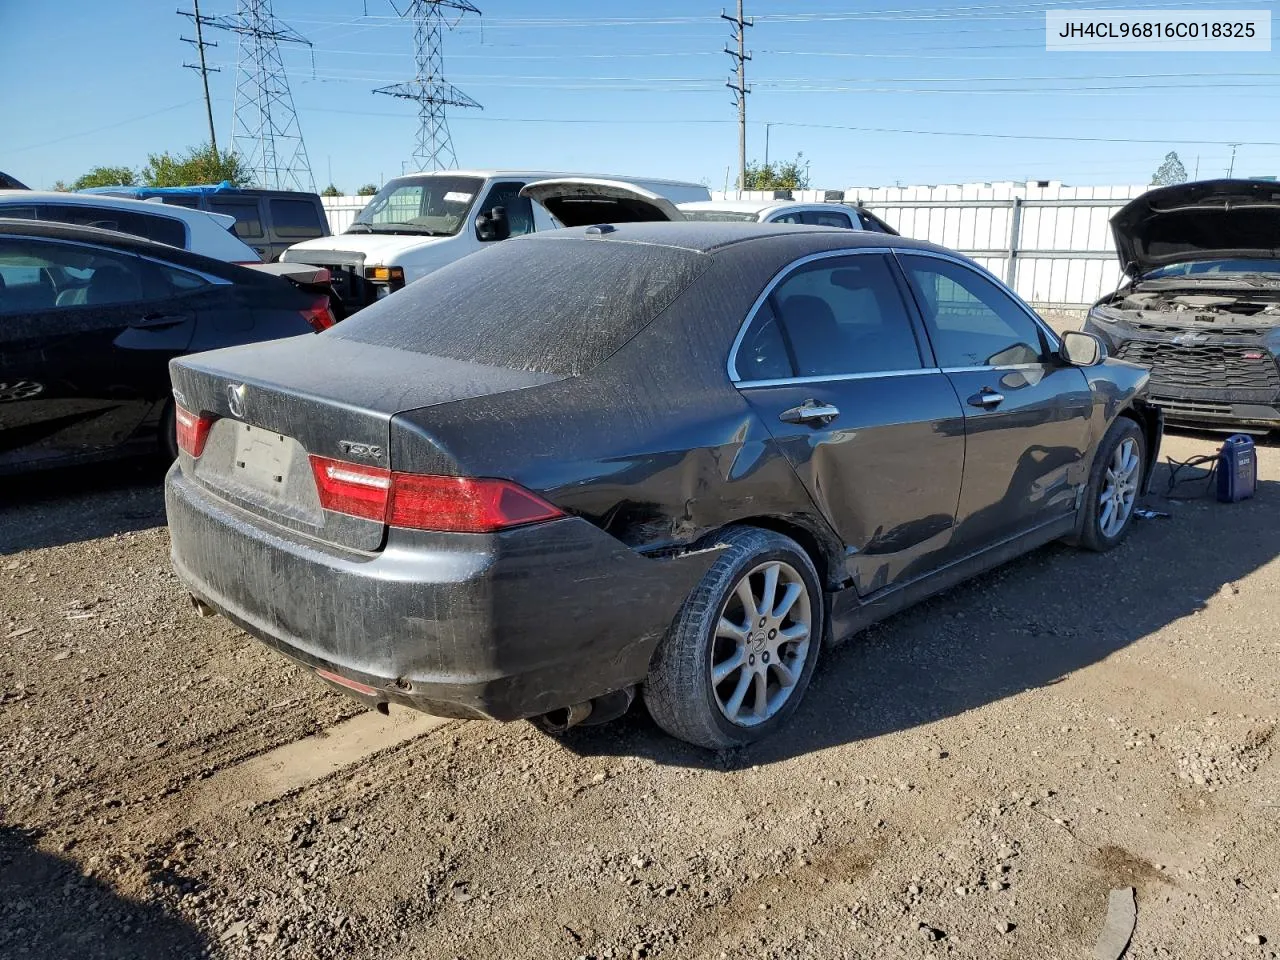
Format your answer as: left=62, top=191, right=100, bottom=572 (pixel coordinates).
left=321, top=195, right=369, bottom=234
left=717, top=181, right=1151, bottom=307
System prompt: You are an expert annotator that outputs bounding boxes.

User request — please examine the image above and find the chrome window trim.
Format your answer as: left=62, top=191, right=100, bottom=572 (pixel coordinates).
left=737, top=367, right=945, bottom=390
left=891, top=247, right=1063, bottom=354
left=726, top=246, right=898, bottom=384
left=940, top=363, right=1046, bottom=374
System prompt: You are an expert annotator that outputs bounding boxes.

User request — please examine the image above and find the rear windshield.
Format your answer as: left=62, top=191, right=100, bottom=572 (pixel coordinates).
left=331, top=237, right=709, bottom=376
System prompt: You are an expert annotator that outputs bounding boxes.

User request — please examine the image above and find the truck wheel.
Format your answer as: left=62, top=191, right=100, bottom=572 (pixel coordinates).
left=644, top=527, right=823, bottom=750
left=1073, top=417, right=1145, bottom=552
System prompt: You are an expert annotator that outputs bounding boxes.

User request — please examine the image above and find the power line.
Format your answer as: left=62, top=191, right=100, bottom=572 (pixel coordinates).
left=373, top=0, right=482, bottom=172
left=178, top=0, right=221, bottom=154
left=190, top=0, right=316, bottom=190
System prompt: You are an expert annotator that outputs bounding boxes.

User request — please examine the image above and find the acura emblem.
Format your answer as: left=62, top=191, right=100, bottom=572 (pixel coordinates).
left=227, top=383, right=247, bottom=419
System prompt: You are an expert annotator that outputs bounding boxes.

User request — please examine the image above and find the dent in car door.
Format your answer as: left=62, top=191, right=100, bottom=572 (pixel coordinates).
left=732, top=252, right=966, bottom=595
left=896, top=252, right=1092, bottom=550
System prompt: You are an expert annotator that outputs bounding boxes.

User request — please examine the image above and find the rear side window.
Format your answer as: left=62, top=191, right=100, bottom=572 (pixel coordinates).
left=208, top=198, right=264, bottom=239
left=755, top=254, right=922, bottom=378
left=36, top=204, right=186, bottom=248
left=800, top=210, right=853, bottom=229
left=333, top=238, right=709, bottom=376
left=0, top=237, right=150, bottom=314
left=269, top=198, right=325, bottom=239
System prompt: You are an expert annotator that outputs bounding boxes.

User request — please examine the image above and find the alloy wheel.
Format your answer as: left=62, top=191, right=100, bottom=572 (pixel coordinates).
left=711, top=560, right=812, bottom=727
left=1098, top=437, right=1140, bottom=538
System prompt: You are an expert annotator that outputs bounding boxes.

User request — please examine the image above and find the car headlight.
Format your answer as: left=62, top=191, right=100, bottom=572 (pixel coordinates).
left=1086, top=304, right=1123, bottom=325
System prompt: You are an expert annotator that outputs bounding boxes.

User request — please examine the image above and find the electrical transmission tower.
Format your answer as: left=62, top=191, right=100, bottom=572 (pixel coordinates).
left=374, top=1, right=482, bottom=173
left=185, top=0, right=316, bottom=190
left=723, top=1, right=753, bottom=193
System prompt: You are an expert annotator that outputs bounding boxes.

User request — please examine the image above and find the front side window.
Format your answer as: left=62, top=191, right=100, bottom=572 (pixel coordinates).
left=0, top=238, right=149, bottom=314
left=208, top=198, right=264, bottom=239
left=771, top=212, right=803, bottom=224
left=477, top=181, right=535, bottom=239
left=36, top=204, right=187, bottom=248
left=898, top=254, right=1046, bottom=368
left=736, top=254, right=922, bottom=380
left=269, top=198, right=325, bottom=240
left=350, top=175, right=484, bottom=237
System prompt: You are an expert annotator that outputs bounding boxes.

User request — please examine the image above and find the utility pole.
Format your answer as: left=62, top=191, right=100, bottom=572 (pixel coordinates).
left=186, top=0, right=316, bottom=190
left=375, top=1, right=482, bottom=172
left=1227, top=143, right=1241, bottom=178
left=722, top=2, right=752, bottom=193
left=179, top=0, right=220, bottom=154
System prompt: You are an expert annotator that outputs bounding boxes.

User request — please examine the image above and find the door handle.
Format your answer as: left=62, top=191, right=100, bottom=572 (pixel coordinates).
left=967, top=388, right=1005, bottom=409
left=132, top=313, right=188, bottom=329
left=779, top=399, right=840, bottom=426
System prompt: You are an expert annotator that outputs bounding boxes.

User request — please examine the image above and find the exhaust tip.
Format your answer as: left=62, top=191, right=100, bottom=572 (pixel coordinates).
left=532, top=700, right=593, bottom=735
left=189, top=594, right=216, bottom=618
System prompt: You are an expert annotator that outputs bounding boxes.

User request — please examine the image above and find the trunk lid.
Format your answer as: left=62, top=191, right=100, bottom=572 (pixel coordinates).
left=169, top=335, right=562, bottom=551
left=520, top=179, right=683, bottom=227
left=1111, top=179, right=1280, bottom=277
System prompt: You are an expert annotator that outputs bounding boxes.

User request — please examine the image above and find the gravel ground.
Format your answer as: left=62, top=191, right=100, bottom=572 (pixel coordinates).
left=2, top=431, right=1278, bottom=960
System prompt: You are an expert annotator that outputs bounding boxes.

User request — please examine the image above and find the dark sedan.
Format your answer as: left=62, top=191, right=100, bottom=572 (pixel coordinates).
left=165, top=222, right=1162, bottom=749
left=0, top=219, right=336, bottom=474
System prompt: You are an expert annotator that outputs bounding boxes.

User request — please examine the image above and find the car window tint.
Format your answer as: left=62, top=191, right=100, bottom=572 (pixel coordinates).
left=36, top=204, right=187, bottom=248
left=766, top=254, right=922, bottom=377
left=734, top=299, right=793, bottom=381
left=269, top=198, right=325, bottom=239
left=162, top=195, right=203, bottom=209
left=333, top=237, right=708, bottom=377
left=800, top=210, right=853, bottom=229
left=771, top=212, right=802, bottom=224
left=0, top=205, right=38, bottom=220
left=0, top=237, right=146, bottom=314
left=898, top=254, right=1045, bottom=368
left=208, top=198, right=264, bottom=239
left=480, top=181, right=535, bottom=237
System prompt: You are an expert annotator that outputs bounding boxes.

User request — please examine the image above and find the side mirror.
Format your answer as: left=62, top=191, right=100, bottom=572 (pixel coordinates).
left=1059, top=330, right=1104, bottom=367
left=475, top=205, right=511, bottom=243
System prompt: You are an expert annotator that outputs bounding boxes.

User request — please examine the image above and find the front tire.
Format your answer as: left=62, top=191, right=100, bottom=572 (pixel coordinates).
left=644, top=527, right=824, bottom=750
left=1074, top=417, right=1145, bottom=552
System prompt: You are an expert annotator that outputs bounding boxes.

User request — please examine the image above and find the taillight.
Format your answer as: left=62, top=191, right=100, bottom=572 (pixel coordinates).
left=174, top=403, right=215, bottom=458
left=308, top=456, right=563, bottom=533
left=301, top=296, right=336, bottom=332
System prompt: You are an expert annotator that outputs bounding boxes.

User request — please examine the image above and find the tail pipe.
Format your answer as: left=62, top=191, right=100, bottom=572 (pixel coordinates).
left=532, top=685, right=636, bottom=734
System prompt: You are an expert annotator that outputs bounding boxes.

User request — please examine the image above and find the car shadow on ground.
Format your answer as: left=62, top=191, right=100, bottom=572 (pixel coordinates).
left=555, top=473, right=1280, bottom=770
left=0, top=459, right=169, bottom=555
left=0, top=825, right=211, bottom=959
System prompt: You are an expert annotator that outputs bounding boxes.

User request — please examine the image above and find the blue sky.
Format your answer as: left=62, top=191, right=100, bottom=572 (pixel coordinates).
left=3, top=0, right=1278, bottom=192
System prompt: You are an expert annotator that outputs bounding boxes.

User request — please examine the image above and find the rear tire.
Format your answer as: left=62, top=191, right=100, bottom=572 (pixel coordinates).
left=644, top=527, right=823, bottom=750
left=1073, top=417, right=1145, bottom=552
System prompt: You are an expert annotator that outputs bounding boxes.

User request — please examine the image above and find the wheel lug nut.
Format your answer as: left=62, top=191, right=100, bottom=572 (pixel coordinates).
left=768, top=628, right=776, bottom=640
left=762, top=652, right=770, bottom=663
left=758, top=617, right=767, bottom=628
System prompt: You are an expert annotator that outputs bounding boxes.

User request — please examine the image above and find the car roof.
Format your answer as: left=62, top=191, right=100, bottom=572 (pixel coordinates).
left=0, top=216, right=260, bottom=276
left=677, top=199, right=810, bottom=214
left=398, top=169, right=706, bottom=188
left=524, top=221, right=944, bottom=256
left=0, top=189, right=230, bottom=226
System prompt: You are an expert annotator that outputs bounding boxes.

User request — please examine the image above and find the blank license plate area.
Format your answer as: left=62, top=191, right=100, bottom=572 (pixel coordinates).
left=232, top=423, right=299, bottom=496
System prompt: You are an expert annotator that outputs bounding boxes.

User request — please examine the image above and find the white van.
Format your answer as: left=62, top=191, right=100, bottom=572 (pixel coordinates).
left=281, top=170, right=709, bottom=312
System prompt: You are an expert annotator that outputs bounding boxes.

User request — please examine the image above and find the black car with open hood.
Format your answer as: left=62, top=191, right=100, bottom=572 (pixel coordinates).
left=1084, top=179, right=1280, bottom=432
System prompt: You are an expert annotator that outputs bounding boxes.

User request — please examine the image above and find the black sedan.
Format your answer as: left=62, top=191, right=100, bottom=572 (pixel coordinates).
left=0, top=218, right=336, bottom=473
left=165, top=222, right=1162, bottom=749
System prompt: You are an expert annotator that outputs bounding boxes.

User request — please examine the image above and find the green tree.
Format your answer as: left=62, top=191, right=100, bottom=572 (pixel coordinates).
left=320, top=183, right=342, bottom=197
left=357, top=183, right=378, bottom=196
left=142, top=144, right=253, bottom=188
left=51, top=180, right=71, bottom=192
left=71, top=166, right=137, bottom=190
left=742, top=153, right=811, bottom=192
left=1151, top=151, right=1188, bottom=186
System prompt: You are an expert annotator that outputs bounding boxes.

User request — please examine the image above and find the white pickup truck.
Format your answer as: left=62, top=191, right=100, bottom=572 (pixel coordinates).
left=280, top=169, right=710, bottom=313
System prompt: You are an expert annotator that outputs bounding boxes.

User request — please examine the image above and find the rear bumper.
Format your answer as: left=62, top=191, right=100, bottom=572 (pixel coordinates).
left=165, top=465, right=717, bottom=721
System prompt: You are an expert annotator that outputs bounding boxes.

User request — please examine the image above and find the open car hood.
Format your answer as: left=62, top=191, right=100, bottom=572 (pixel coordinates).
left=1111, top=179, right=1280, bottom=277
left=520, top=178, right=683, bottom=227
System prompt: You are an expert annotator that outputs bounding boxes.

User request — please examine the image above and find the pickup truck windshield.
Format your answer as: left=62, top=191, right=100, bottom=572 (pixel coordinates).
left=349, top=175, right=484, bottom=237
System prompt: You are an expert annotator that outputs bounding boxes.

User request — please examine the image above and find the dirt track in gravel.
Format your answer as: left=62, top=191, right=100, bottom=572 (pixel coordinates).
left=2, top=432, right=1279, bottom=960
